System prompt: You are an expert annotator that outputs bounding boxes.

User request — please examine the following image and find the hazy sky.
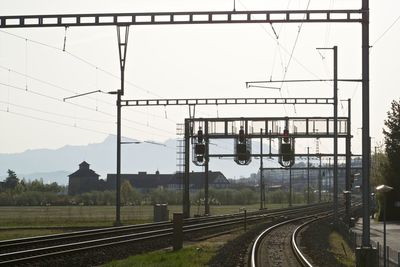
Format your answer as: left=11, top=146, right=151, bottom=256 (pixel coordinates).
left=0, top=0, right=399, bottom=159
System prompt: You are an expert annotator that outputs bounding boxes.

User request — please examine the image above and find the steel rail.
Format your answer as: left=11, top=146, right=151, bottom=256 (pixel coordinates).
left=250, top=204, right=360, bottom=267
left=0, top=202, right=325, bottom=251
left=0, top=204, right=331, bottom=265
left=290, top=204, right=361, bottom=267
left=250, top=214, right=323, bottom=267
left=291, top=216, right=324, bottom=267
left=0, top=221, right=172, bottom=249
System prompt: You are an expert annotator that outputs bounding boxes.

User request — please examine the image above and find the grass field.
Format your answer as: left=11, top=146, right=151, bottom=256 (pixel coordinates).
left=0, top=204, right=290, bottom=240
left=0, top=203, right=289, bottom=229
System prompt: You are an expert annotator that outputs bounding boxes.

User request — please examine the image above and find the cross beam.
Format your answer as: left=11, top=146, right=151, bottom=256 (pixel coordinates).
left=0, top=9, right=363, bottom=28
left=210, top=153, right=351, bottom=158
left=121, top=97, right=334, bottom=106
left=261, top=167, right=362, bottom=170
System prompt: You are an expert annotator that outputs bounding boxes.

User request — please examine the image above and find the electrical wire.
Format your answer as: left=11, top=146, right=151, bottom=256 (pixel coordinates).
left=0, top=64, right=174, bottom=122
left=372, top=14, right=400, bottom=47
left=236, top=0, right=321, bottom=80
left=0, top=29, right=164, bottom=98
left=279, top=0, right=312, bottom=92
left=0, top=81, right=176, bottom=136
left=0, top=107, right=175, bottom=149
left=0, top=100, right=114, bottom=124
left=0, top=108, right=112, bottom=136
left=0, top=31, right=184, bottom=125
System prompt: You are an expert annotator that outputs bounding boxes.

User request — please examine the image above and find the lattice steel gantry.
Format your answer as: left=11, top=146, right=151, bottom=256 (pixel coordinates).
left=1, top=3, right=373, bottom=256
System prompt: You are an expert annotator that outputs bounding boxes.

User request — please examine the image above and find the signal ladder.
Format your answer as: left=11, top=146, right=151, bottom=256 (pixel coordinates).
left=176, top=123, right=185, bottom=189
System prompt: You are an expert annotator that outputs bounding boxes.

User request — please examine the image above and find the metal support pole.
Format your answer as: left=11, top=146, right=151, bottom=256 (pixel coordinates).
left=383, top=196, right=387, bottom=267
left=328, top=158, right=332, bottom=201
left=115, top=91, right=122, bottom=226
left=307, top=147, right=310, bottom=204
left=183, top=119, right=190, bottom=218
left=260, top=129, right=264, bottom=210
left=333, top=46, right=339, bottom=223
left=361, top=0, right=371, bottom=247
left=346, top=99, right=352, bottom=222
left=115, top=25, right=129, bottom=226
left=204, top=122, right=210, bottom=215
left=319, top=155, right=322, bottom=202
left=289, top=165, right=292, bottom=207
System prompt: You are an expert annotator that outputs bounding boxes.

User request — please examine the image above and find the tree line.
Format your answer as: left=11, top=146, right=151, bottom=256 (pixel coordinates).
left=0, top=171, right=310, bottom=206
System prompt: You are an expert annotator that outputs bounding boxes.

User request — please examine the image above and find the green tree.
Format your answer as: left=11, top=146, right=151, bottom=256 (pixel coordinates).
left=120, top=180, right=142, bottom=205
left=380, top=99, right=400, bottom=220
left=5, top=169, right=19, bottom=189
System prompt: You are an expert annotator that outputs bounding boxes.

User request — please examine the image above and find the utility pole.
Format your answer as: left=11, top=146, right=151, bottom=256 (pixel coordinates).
left=319, top=155, right=322, bottom=202
left=361, top=0, right=371, bottom=248
left=315, top=46, right=338, bottom=220
left=328, top=158, right=331, bottom=201
left=183, top=119, right=190, bottom=218
left=345, top=99, right=352, bottom=223
left=204, top=122, right=210, bottom=215
left=356, top=0, right=378, bottom=264
left=289, top=165, right=292, bottom=207
left=115, top=26, right=129, bottom=226
left=307, top=147, right=310, bottom=204
left=333, top=46, right=338, bottom=223
left=260, top=129, right=264, bottom=210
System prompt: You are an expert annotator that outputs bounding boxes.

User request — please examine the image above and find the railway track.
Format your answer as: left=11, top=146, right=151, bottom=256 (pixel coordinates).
left=250, top=214, right=329, bottom=267
left=0, top=203, right=331, bottom=266
left=250, top=204, right=359, bottom=267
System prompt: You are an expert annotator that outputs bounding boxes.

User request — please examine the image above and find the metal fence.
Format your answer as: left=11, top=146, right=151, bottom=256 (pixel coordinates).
left=351, top=230, right=400, bottom=267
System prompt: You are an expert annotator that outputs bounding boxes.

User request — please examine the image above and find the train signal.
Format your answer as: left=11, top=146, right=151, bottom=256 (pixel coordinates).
left=278, top=135, right=295, bottom=168
left=281, top=143, right=292, bottom=162
left=234, top=125, right=251, bottom=165
left=239, top=126, right=245, bottom=143
left=194, top=143, right=205, bottom=164
left=197, top=127, right=203, bottom=144
left=283, top=128, right=289, bottom=143
left=192, top=126, right=206, bottom=165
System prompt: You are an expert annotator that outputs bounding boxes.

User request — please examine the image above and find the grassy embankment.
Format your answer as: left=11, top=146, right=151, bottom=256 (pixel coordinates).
left=103, top=234, right=237, bottom=267
left=328, top=231, right=355, bottom=266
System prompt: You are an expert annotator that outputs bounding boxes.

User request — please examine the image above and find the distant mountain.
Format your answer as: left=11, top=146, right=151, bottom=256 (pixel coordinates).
left=0, top=135, right=278, bottom=185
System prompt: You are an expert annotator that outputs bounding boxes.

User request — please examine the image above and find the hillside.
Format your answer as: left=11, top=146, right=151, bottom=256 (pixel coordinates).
left=0, top=135, right=276, bottom=185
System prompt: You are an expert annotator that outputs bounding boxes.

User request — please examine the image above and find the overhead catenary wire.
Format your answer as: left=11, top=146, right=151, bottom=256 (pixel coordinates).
left=0, top=81, right=176, bottom=136
left=0, top=31, right=180, bottom=124
left=0, top=100, right=114, bottom=124
left=0, top=108, right=112, bottom=136
left=0, top=64, right=174, bottom=122
left=0, top=29, right=164, bottom=99
left=0, top=107, right=176, bottom=149
left=236, top=0, right=321, bottom=81
left=372, top=14, right=400, bottom=47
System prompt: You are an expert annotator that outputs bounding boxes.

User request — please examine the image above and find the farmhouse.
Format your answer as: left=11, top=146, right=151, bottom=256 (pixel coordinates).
left=68, top=161, right=100, bottom=195
left=68, top=162, right=229, bottom=195
left=106, top=170, right=230, bottom=193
